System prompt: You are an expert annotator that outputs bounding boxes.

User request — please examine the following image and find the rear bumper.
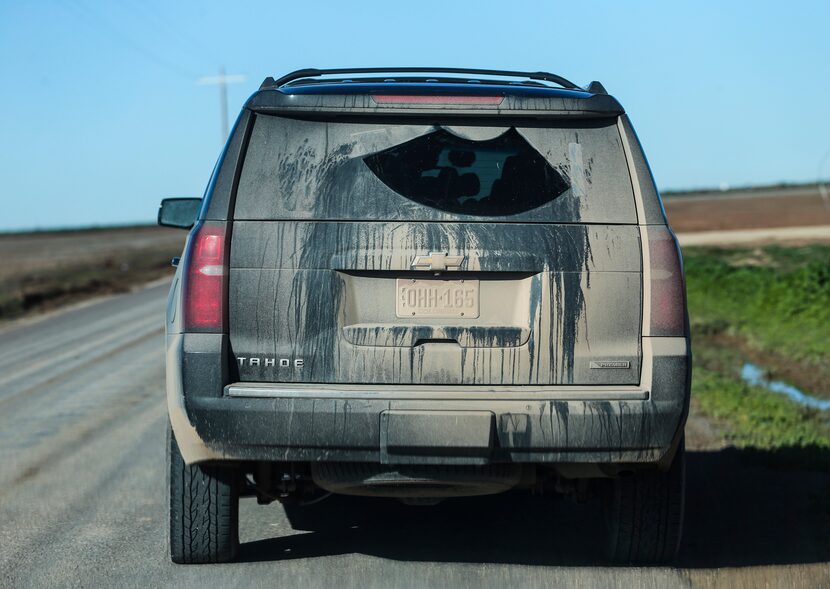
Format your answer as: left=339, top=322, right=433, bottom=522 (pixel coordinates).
left=171, top=336, right=690, bottom=466
left=187, top=391, right=680, bottom=465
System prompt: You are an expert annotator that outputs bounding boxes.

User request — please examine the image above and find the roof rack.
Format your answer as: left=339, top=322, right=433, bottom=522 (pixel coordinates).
left=260, top=67, right=582, bottom=91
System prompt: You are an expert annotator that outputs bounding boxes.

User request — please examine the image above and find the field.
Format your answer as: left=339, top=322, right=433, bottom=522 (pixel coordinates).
left=664, top=183, right=830, bottom=232
left=0, top=225, right=184, bottom=320
left=683, top=244, right=830, bottom=457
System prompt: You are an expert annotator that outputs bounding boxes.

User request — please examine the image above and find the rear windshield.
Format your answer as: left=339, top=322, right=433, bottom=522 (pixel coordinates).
left=234, top=115, right=636, bottom=223
left=364, top=128, right=569, bottom=216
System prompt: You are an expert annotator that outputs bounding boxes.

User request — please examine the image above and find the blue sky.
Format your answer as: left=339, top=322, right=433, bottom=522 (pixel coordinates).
left=1, top=0, right=829, bottom=230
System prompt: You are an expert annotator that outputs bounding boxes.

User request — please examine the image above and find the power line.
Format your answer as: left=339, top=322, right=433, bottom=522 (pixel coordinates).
left=57, top=0, right=198, bottom=79
left=115, top=0, right=221, bottom=66
left=53, top=0, right=249, bottom=145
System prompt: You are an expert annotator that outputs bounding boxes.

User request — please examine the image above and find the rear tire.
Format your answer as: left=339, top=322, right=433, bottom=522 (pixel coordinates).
left=168, top=425, right=240, bottom=564
left=603, top=438, right=685, bottom=565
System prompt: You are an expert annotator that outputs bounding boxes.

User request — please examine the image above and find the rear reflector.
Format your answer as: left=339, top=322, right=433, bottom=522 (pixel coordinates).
left=372, top=95, right=504, bottom=105
left=648, top=226, right=687, bottom=336
left=183, top=221, right=227, bottom=332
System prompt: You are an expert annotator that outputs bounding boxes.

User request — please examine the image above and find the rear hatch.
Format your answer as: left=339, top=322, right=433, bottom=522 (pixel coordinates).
left=228, top=111, right=642, bottom=386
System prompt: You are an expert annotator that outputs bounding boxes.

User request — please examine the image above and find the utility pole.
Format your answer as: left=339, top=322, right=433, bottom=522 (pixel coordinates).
left=197, top=68, right=247, bottom=143
left=219, top=66, right=228, bottom=140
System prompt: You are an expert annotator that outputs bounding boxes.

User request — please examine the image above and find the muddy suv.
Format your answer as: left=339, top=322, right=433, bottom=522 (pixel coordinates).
left=159, top=67, right=690, bottom=565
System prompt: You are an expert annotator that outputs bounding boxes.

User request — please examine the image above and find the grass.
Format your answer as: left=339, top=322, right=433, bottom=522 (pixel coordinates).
left=684, top=244, right=830, bottom=365
left=684, top=244, right=830, bottom=452
left=693, top=367, right=830, bottom=450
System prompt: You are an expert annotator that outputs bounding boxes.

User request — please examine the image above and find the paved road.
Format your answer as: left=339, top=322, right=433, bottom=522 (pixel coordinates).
left=1, top=284, right=828, bottom=588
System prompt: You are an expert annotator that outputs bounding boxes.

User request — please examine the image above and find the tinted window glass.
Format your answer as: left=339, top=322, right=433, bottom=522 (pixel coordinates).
left=364, top=129, right=569, bottom=216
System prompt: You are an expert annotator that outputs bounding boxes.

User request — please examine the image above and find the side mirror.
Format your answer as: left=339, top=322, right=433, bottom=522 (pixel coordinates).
left=158, top=198, right=202, bottom=229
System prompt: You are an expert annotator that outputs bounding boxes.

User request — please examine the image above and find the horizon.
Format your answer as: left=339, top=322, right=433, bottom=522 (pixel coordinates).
left=3, top=179, right=826, bottom=235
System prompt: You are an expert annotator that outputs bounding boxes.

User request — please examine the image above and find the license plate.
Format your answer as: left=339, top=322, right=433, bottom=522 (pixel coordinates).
left=396, top=278, right=480, bottom=318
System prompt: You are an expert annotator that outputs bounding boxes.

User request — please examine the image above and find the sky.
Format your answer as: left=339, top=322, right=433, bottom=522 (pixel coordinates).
left=1, top=0, right=829, bottom=231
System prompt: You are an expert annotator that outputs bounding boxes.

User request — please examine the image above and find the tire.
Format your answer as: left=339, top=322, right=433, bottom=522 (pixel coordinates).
left=603, top=438, right=685, bottom=565
left=167, top=425, right=240, bottom=564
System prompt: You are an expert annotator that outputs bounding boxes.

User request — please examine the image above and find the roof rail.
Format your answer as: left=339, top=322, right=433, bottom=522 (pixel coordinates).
left=260, top=67, right=582, bottom=90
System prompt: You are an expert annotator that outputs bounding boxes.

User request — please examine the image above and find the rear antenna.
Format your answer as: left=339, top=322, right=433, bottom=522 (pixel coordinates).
left=585, top=81, right=607, bottom=95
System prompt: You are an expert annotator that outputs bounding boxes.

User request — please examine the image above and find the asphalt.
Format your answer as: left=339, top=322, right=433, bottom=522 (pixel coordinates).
left=1, top=283, right=828, bottom=588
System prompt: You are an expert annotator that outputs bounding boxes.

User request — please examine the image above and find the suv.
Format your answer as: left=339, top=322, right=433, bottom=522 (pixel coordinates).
left=159, top=67, right=690, bottom=565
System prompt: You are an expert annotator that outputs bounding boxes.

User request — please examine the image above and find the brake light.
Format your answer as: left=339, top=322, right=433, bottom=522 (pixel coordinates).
left=372, top=95, right=504, bottom=105
left=183, top=221, right=227, bottom=331
left=648, top=226, right=687, bottom=336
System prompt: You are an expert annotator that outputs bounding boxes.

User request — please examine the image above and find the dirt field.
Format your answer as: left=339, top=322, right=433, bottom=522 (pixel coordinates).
left=0, top=225, right=185, bottom=279
left=664, top=184, right=830, bottom=232
left=0, top=226, right=185, bottom=320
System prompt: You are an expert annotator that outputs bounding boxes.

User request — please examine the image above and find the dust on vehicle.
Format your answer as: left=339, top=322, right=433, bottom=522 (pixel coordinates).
left=159, top=68, right=690, bottom=565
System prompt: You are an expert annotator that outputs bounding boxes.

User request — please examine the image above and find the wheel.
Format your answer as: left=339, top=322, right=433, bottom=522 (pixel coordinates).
left=603, top=438, right=685, bottom=565
left=167, top=425, right=240, bottom=564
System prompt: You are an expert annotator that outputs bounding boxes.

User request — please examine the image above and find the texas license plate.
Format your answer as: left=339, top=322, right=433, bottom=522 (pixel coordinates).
left=396, top=278, right=480, bottom=318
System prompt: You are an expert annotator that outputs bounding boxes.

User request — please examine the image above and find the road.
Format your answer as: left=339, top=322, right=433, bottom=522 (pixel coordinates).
left=1, top=283, right=828, bottom=588
left=676, top=225, right=830, bottom=246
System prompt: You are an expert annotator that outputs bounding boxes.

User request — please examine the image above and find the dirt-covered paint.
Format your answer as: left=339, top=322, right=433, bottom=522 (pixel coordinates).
left=226, top=113, right=644, bottom=387
left=229, top=221, right=642, bottom=385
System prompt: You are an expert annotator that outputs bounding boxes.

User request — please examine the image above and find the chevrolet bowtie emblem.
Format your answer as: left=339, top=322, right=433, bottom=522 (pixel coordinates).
left=411, top=252, right=464, bottom=271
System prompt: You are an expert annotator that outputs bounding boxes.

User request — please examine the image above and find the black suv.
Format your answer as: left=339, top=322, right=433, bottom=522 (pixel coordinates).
left=159, top=67, right=690, bottom=565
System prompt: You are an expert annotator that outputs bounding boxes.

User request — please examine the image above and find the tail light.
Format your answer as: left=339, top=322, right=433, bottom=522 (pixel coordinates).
left=183, top=221, right=227, bottom=332
left=648, top=226, right=687, bottom=336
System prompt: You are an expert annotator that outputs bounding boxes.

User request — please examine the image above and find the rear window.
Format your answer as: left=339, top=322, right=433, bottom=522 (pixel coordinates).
left=364, top=128, right=569, bottom=216
left=234, top=115, right=636, bottom=223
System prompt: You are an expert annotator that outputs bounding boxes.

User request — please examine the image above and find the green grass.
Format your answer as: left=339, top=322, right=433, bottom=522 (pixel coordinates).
left=685, top=244, right=830, bottom=452
left=693, top=367, right=830, bottom=450
left=684, top=244, right=830, bottom=365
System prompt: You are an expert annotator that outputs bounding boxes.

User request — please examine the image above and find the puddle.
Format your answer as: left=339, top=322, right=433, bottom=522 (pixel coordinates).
left=741, top=363, right=830, bottom=411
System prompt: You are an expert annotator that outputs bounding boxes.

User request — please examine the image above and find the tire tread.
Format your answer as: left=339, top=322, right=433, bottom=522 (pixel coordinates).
left=168, top=426, right=239, bottom=564
left=606, top=439, right=685, bottom=564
